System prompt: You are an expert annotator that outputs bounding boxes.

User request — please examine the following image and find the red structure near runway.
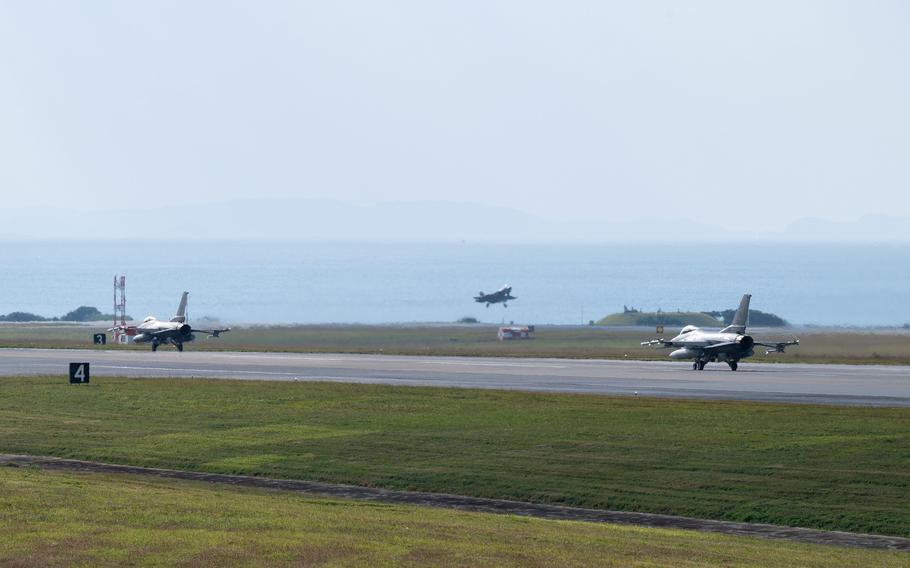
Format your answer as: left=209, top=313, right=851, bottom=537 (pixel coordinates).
left=498, top=326, right=534, bottom=340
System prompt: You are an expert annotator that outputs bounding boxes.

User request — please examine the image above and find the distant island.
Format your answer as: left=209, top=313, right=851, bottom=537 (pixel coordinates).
left=597, top=305, right=788, bottom=327
left=0, top=306, right=127, bottom=323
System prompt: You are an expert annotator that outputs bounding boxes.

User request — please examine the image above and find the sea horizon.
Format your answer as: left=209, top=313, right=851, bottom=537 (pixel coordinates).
left=1, top=240, right=907, bottom=327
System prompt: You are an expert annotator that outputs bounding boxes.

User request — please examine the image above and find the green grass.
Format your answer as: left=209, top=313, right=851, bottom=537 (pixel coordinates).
left=2, top=323, right=909, bottom=365
left=3, top=468, right=904, bottom=567
left=1, top=377, right=909, bottom=538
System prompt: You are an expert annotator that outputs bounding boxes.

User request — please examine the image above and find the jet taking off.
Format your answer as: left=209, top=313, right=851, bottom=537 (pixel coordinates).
left=641, top=294, right=798, bottom=370
left=474, top=285, right=516, bottom=308
left=112, top=292, right=231, bottom=352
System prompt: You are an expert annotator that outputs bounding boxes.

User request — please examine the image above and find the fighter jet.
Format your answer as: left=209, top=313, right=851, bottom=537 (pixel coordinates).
left=112, top=292, right=231, bottom=352
left=641, top=294, right=798, bottom=370
left=474, top=285, right=516, bottom=307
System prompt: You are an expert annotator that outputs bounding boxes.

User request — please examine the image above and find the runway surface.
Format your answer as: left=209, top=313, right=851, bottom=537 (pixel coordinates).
left=2, top=348, right=909, bottom=406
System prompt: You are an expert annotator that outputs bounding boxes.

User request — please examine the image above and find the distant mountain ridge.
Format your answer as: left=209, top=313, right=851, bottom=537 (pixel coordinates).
left=2, top=199, right=908, bottom=242
left=782, top=215, right=910, bottom=241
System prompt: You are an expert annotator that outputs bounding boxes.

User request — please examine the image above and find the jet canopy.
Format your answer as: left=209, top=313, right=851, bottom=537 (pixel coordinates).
left=143, top=316, right=156, bottom=323
left=678, top=325, right=698, bottom=335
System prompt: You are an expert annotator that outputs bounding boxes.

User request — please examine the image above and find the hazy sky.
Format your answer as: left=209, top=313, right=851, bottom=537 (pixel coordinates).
left=1, top=1, right=907, bottom=233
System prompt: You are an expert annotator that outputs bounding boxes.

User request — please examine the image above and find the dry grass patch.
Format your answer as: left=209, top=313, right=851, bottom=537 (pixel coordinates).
left=1, top=468, right=906, bottom=567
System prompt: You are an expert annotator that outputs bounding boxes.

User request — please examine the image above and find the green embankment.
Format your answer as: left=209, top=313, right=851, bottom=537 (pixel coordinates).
left=597, top=309, right=789, bottom=327
left=1, top=377, right=908, bottom=537
left=597, top=311, right=721, bottom=327
left=3, top=469, right=902, bottom=567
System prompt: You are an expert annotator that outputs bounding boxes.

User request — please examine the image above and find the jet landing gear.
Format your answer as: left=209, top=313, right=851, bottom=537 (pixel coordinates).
left=692, top=360, right=738, bottom=371
left=150, top=339, right=183, bottom=352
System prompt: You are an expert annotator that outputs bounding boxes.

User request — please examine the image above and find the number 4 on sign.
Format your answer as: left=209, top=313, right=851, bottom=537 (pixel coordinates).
left=69, top=362, right=90, bottom=384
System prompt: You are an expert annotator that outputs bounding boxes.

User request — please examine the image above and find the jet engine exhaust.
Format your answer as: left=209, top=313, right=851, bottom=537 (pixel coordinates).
left=737, top=335, right=754, bottom=350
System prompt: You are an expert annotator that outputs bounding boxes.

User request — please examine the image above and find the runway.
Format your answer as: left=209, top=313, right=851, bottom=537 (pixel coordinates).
left=1, top=348, right=909, bottom=406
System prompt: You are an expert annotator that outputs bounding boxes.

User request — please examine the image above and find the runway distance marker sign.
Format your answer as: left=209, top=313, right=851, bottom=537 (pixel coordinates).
left=69, top=362, right=90, bottom=384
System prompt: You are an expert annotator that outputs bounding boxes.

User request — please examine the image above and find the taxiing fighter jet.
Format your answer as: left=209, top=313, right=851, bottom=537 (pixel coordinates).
left=641, top=294, right=798, bottom=370
left=112, top=292, right=230, bottom=352
left=474, top=285, right=516, bottom=308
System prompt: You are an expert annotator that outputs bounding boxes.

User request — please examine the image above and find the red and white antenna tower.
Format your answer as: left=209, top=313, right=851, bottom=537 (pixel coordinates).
left=113, top=275, right=127, bottom=343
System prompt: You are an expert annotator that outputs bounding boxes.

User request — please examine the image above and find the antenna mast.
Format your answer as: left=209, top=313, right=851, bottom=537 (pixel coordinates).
left=113, top=275, right=127, bottom=343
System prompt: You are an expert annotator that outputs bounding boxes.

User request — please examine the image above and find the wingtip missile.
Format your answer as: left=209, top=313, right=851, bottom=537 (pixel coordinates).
left=765, top=339, right=799, bottom=355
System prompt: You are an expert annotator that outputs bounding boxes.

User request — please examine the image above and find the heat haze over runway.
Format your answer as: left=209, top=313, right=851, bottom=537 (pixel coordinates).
left=2, top=349, right=909, bottom=406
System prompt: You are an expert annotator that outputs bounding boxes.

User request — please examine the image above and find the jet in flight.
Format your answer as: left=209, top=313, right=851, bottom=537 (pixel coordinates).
left=641, top=294, right=798, bottom=370
left=112, top=292, right=231, bottom=352
left=474, top=285, right=517, bottom=307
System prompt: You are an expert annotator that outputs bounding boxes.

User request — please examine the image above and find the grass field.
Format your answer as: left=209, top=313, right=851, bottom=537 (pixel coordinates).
left=3, top=468, right=904, bottom=567
left=2, top=323, right=909, bottom=364
left=1, top=377, right=908, bottom=538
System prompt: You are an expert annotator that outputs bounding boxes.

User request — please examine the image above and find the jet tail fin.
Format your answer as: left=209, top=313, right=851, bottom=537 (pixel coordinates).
left=170, top=292, right=189, bottom=323
left=720, top=294, right=751, bottom=334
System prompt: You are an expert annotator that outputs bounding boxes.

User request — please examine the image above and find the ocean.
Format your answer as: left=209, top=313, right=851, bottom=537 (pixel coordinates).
left=0, top=241, right=907, bottom=327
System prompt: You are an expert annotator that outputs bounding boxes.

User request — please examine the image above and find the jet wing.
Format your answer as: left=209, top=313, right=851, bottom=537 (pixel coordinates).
left=195, top=328, right=231, bottom=338
left=643, top=341, right=742, bottom=354
left=108, top=325, right=171, bottom=337
left=755, top=339, right=799, bottom=354
left=142, top=328, right=181, bottom=338
left=700, top=341, right=741, bottom=355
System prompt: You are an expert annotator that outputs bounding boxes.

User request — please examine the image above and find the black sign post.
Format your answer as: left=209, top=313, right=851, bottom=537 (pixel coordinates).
left=93, top=333, right=106, bottom=345
left=69, top=362, right=90, bottom=384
